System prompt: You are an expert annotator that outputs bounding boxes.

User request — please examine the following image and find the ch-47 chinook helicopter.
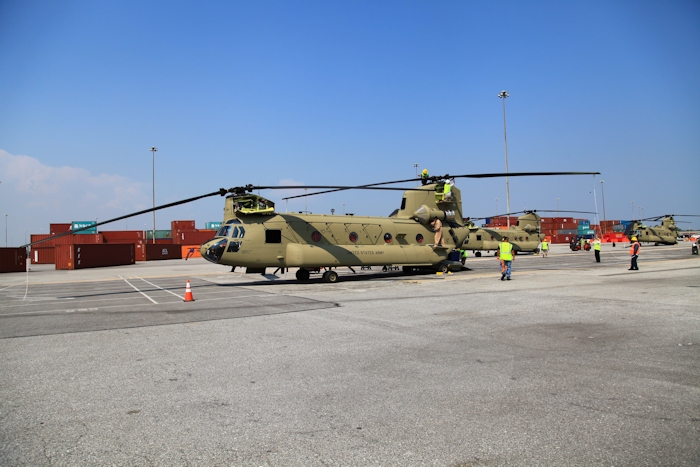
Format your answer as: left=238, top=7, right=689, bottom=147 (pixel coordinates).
left=461, top=210, right=596, bottom=256
left=197, top=172, right=598, bottom=281
left=624, top=215, right=700, bottom=245
left=23, top=171, right=599, bottom=282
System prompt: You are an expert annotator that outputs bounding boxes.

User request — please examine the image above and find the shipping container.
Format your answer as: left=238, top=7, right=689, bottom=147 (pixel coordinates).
left=30, top=233, right=103, bottom=247
left=171, top=220, right=196, bottom=231
left=71, top=221, right=97, bottom=234
left=181, top=245, right=202, bottom=259
left=50, top=223, right=72, bottom=235
left=31, top=247, right=55, bottom=264
left=55, top=244, right=135, bottom=270
left=205, top=222, right=222, bottom=230
left=145, top=230, right=172, bottom=239
left=135, top=244, right=146, bottom=261
left=145, top=244, right=182, bottom=261
left=0, top=247, right=27, bottom=273
left=101, top=230, right=144, bottom=241
left=172, top=230, right=216, bottom=245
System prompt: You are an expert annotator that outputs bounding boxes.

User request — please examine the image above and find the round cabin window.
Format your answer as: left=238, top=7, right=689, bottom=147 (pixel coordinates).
left=384, top=233, right=392, bottom=243
left=349, top=232, right=358, bottom=243
left=416, top=234, right=424, bottom=243
left=311, top=231, right=322, bottom=242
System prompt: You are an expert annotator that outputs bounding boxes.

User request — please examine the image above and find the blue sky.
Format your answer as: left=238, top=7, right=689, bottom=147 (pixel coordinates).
left=1, top=0, right=699, bottom=244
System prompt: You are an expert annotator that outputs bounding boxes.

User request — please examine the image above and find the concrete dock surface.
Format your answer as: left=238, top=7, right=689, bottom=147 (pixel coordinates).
left=1, top=243, right=698, bottom=466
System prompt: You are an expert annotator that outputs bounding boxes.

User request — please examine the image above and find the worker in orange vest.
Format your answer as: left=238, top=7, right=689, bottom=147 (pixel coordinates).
left=629, top=236, right=641, bottom=270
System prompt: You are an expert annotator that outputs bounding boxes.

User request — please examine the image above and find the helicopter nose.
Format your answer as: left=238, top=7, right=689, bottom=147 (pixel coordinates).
left=201, top=238, right=227, bottom=264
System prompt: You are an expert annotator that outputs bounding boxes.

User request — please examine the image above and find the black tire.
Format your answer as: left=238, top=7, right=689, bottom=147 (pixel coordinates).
left=475, top=251, right=481, bottom=257
left=324, top=270, right=338, bottom=283
left=439, top=264, right=449, bottom=274
left=296, top=268, right=310, bottom=281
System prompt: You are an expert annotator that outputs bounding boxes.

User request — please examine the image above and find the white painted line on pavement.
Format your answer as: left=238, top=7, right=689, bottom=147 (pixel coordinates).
left=135, top=276, right=184, bottom=299
left=118, top=275, right=158, bottom=304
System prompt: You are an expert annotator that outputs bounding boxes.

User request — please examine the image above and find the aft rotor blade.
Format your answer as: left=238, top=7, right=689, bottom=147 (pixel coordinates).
left=281, top=171, right=600, bottom=200
left=22, top=189, right=228, bottom=248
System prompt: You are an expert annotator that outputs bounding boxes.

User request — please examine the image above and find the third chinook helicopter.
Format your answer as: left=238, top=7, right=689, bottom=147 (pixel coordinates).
left=624, top=215, right=700, bottom=245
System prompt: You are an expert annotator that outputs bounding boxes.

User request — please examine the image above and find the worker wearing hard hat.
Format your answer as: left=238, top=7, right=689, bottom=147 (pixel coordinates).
left=421, top=169, right=429, bottom=185
left=629, top=236, right=641, bottom=270
left=593, top=237, right=601, bottom=263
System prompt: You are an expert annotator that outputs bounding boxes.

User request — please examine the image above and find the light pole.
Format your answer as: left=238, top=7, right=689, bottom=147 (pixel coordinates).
left=150, top=147, right=158, bottom=244
left=639, top=206, right=644, bottom=220
left=498, top=90, right=511, bottom=228
left=414, top=163, right=419, bottom=186
left=600, top=180, right=606, bottom=233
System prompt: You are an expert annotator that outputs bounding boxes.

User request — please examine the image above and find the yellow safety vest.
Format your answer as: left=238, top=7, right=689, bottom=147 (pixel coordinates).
left=593, top=240, right=601, bottom=251
left=499, top=242, right=513, bottom=261
left=541, top=241, right=548, bottom=250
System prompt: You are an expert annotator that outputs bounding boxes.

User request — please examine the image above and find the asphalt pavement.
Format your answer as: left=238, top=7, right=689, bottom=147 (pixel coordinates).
left=1, top=243, right=698, bottom=466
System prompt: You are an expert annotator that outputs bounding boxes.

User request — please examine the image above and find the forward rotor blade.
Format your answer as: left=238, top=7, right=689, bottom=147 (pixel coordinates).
left=22, top=189, right=228, bottom=248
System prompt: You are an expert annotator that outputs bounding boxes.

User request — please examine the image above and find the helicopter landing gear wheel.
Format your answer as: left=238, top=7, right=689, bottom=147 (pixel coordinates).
left=295, top=268, right=310, bottom=281
left=439, top=264, right=449, bottom=274
left=475, top=251, right=481, bottom=257
left=402, top=266, right=414, bottom=274
left=322, top=270, right=338, bottom=283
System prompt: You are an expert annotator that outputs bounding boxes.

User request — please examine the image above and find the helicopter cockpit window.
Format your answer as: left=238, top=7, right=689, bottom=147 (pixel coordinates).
left=217, top=225, right=231, bottom=238
left=232, top=227, right=239, bottom=238
left=265, top=230, right=282, bottom=244
left=400, top=198, right=406, bottom=210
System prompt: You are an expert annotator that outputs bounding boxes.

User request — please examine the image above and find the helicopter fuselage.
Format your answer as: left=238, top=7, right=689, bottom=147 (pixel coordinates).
left=200, top=186, right=471, bottom=274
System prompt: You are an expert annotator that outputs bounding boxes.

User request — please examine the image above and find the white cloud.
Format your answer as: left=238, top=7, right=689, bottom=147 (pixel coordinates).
left=0, top=149, right=150, bottom=242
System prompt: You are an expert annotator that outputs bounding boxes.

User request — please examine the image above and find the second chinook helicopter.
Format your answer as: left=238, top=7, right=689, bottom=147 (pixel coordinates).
left=461, top=210, right=596, bottom=256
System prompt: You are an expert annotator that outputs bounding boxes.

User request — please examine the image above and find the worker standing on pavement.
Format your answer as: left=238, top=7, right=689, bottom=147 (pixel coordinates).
left=593, top=237, right=601, bottom=263
left=498, top=236, right=514, bottom=281
left=541, top=238, right=549, bottom=258
left=629, top=236, right=641, bottom=270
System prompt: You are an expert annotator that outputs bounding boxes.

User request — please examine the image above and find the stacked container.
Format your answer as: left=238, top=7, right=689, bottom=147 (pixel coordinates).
left=0, top=247, right=27, bottom=273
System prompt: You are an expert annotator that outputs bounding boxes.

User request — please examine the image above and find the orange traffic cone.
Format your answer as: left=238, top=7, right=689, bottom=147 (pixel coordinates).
left=183, top=280, right=195, bottom=302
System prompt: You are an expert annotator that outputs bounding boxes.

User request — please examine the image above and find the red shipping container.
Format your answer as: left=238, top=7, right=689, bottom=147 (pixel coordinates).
left=0, top=247, right=27, bottom=273
left=50, top=223, right=72, bottom=235
left=101, top=230, right=144, bottom=241
left=55, top=244, right=135, bottom=270
left=172, top=230, right=216, bottom=245
left=30, top=233, right=103, bottom=247
left=171, top=220, right=196, bottom=231
left=145, top=244, right=182, bottom=260
left=31, top=247, right=55, bottom=264
left=135, top=244, right=146, bottom=261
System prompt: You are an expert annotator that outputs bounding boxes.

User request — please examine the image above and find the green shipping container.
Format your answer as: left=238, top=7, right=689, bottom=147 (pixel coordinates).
left=145, top=230, right=172, bottom=239
left=205, top=222, right=222, bottom=230
left=71, top=221, right=97, bottom=234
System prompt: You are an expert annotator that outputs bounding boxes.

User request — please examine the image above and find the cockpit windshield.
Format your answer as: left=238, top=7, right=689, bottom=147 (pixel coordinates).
left=217, top=225, right=231, bottom=237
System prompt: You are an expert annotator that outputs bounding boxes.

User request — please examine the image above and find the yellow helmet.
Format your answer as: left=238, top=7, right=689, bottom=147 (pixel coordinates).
left=631, top=236, right=637, bottom=241
left=422, top=169, right=428, bottom=174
